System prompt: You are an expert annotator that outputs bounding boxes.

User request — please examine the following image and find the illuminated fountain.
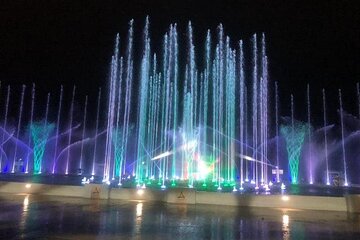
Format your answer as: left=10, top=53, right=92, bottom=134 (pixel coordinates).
left=0, top=18, right=359, bottom=192
left=100, top=18, right=271, bottom=190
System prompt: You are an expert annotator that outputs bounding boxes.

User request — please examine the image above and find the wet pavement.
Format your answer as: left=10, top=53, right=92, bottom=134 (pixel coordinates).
left=0, top=194, right=359, bottom=239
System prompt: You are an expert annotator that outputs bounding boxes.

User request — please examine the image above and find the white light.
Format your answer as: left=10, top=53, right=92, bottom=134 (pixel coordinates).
left=106, top=181, right=110, bottom=185
left=344, top=182, right=349, bottom=187
left=240, top=154, right=255, bottom=161
left=310, top=181, right=313, bottom=185
left=217, top=186, right=222, bottom=191
left=281, top=183, right=286, bottom=190
left=281, top=195, right=290, bottom=201
left=151, top=151, right=172, bottom=160
left=254, top=186, right=259, bottom=190
left=269, top=181, right=273, bottom=187
left=239, top=186, right=244, bottom=191
left=232, top=187, right=238, bottom=192
left=326, top=182, right=330, bottom=186
left=118, top=182, right=122, bottom=186
left=141, top=184, right=146, bottom=189
left=136, top=202, right=143, bottom=217
left=25, top=184, right=31, bottom=189
left=283, top=214, right=289, bottom=226
left=90, top=176, right=94, bottom=181
left=181, top=140, right=198, bottom=151
left=264, top=184, right=270, bottom=191
left=161, top=185, right=166, bottom=190
left=137, top=189, right=144, bottom=196
left=250, top=180, right=256, bottom=185
left=23, top=195, right=29, bottom=208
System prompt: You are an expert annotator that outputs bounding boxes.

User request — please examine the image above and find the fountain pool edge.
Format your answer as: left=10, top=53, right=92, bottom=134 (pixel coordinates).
left=0, top=181, right=359, bottom=213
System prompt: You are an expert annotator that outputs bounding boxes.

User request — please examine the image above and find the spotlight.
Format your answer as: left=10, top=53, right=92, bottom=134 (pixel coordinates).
left=25, top=184, right=31, bottom=189
left=281, top=195, right=289, bottom=201
left=137, top=189, right=144, bottom=196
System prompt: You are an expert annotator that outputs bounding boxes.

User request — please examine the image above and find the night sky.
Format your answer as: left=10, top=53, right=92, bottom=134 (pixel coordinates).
left=0, top=0, right=359, bottom=127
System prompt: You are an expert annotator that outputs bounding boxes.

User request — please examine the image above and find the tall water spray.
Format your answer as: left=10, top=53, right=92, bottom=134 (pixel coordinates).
left=323, top=89, right=330, bottom=185
left=79, top=95, right=88, bottom=172
left=0, top=86, right=10, bottom=173
left=338, top=89, right=348, bottom=186
left=275, top=82, right=280, bottom=182
left=12, top=85, right=26, bottom=173
left=52, top=85, right=63, bottom=174
left=307, top=84, right=313, bottom=184
left=65, top=86, right=76, bottom=175
left=92, top=88, right=101, bottom=176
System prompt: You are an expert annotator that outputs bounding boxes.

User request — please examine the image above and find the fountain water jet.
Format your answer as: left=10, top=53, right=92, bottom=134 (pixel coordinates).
left=338, top=89, right=348, bottom=186
left=65, top=86, right=76, bottom=175
left=12, top=85, right=26, bottom=173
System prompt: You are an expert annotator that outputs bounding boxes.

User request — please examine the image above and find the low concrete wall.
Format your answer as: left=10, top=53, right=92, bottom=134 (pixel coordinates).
left=110, top=188, right=165, bottom=201
left=165, top=188, right=196, bottom=204
left=0, top=181, right=85, bottom=198
left=196, top=192, right=347, bottom=211
left=0, top=181, right=354, bottom=212
left=345, top=194, right=360, bottom=213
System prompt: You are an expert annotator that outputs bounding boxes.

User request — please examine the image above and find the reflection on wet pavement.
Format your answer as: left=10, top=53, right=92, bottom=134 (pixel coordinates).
left=0, top=194, right=359, bottom=239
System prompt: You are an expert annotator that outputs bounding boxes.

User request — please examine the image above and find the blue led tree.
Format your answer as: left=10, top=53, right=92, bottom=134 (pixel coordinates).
left=30, top=122, right=54, bottom=174
left=280, top=120, right=308, bottom=184
left=112, top=127, right=124, bottom=177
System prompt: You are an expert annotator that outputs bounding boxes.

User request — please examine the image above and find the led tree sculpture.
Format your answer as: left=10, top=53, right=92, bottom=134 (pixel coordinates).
left=30, top=122, right=54, bottom=174
left=280, top=120, right=308, bottom=184
left=112, top=127, right=124, bottom=178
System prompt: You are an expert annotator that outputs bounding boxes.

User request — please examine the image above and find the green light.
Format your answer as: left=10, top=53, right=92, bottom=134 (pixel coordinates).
left=112, top=128, right=123, bottom=177
left=281, top=120, right=308, bottom=184
left=30, top=122, right=54, bottom=174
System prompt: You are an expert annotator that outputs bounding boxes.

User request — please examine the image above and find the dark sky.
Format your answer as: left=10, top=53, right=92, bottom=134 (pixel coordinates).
left=0, top=0, right=359, bottom=127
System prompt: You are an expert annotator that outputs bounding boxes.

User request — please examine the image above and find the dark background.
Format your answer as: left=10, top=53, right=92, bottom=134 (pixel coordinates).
left=0, top=0, right=359, bottom=128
